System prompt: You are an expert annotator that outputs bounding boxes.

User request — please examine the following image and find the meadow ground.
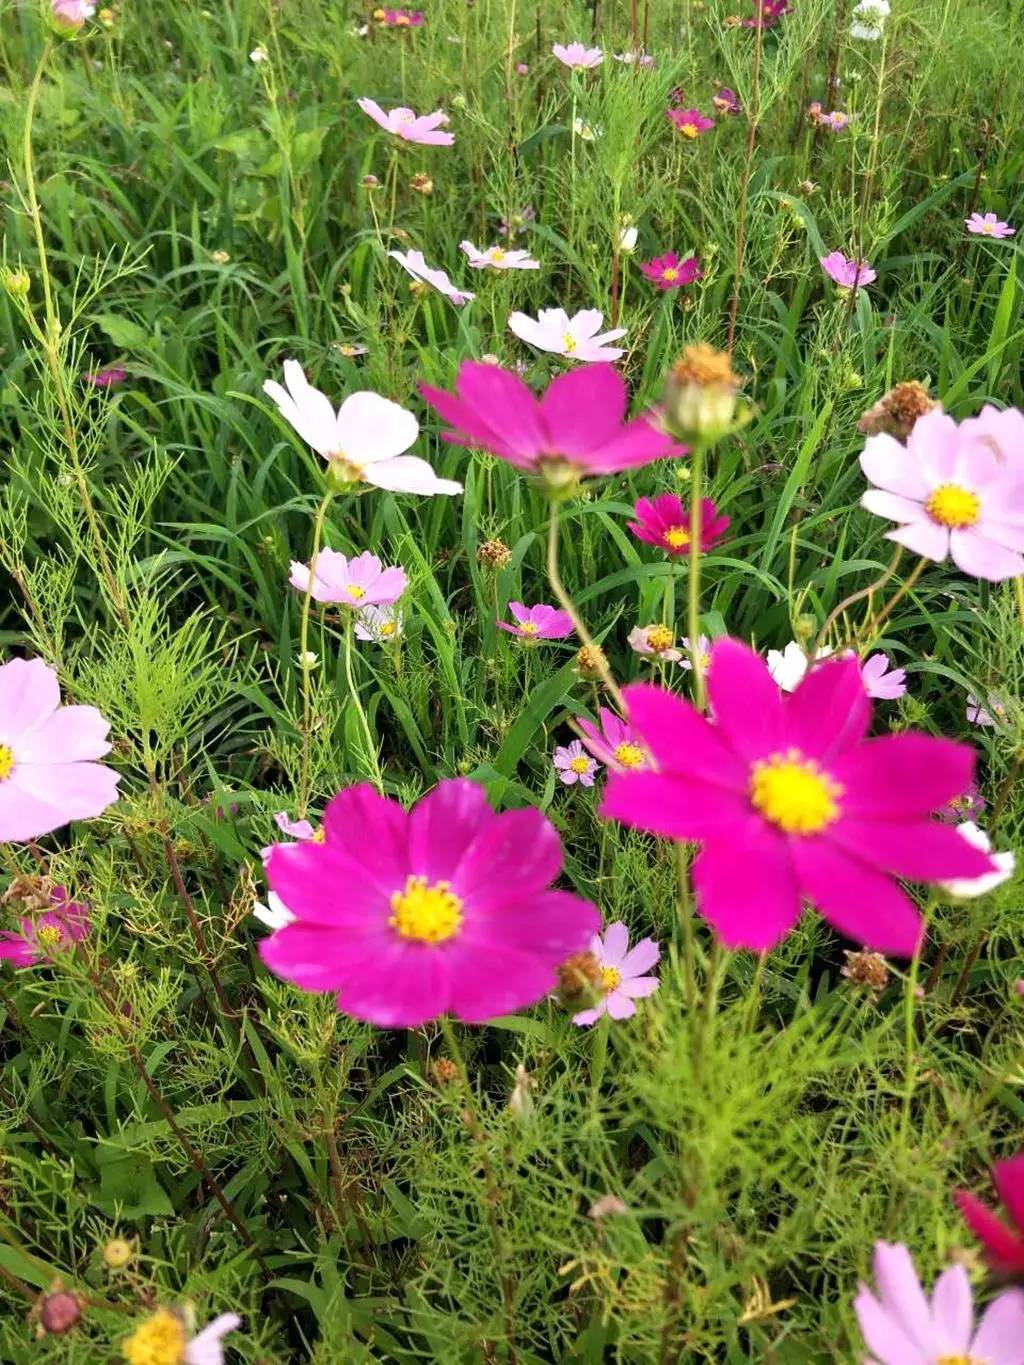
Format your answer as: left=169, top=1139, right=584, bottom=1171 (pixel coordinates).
left=1, top=0, right=1024, bottom=1360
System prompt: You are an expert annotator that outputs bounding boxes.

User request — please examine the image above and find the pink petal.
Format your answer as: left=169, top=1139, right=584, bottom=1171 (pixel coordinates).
left=929, top=1265, right=974, bottom=1356
left=445, top=942, right=562, bottom=1022
left=185, top=1314, right=242, bottom=1365
left=955, top=1191, right=1024, bottom=1275
left=790, top=840, right=923, bottom=955
left=833, top=733, right=976, bottom=819
left=705, top=639, right=785, bottom=761
left=572, top=1003, right=605, bottom=1026
left=617, top=975, right=659, bottom=999
left=259, top=922, right=370, bottom=992
left=451, top=808, right=564, bottom=912
left=620, top=682, right=746, bottom=785
left=600, top=771, right=748, bottom=842
left=830, top=816, right=995, bottom=882
left=0, top=658, right=59, bottom=743
left=337, top=945, right=453, bottom=1026
left=600, top=921, right=630, bottom=967
left=450, top=363, right=544, bottom=461
left=538, top=364, right=626, bottom=455
left=0, top=762, right=120, bottom=842
left=605, top=990, right=637, bottom=1020
left=618, top=937, right=660, bottom=977
left=861, top=489, right=929, bottom=523
left=911, top=409, right=963, bottom=482
left=886, top=518, right=950, bottom=560
left=994, top=1155, right=1024, bottom=1233
left=13, top=705, right=111, bottom=762
left=870, top=1242, right=938, bottom=1352
left=783, top=657, right=870, bottom=761
left=949, top=528, right=1024, bottom=581
left=692, top=829, right=802, bottom=951
left=859, top=435, right=931, bottom=499
left=465, top=890, right=599, bottom=957
left=321, top=783, right=411, bottom=888
left=853, top=1287, right=932, bottom=1365
left=585, top=416, right=686, bottom=473
left=970, top=1289, right=1024, bottom=1363
left=407, top=778, right=497, bottom=883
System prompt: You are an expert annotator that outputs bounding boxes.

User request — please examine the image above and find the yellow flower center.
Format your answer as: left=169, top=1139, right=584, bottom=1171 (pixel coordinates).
left=937, top=1358, right=979, bottom=1365
left=490, top=248, right=506, bottom=263
left=982, top=222, right=996, bottom=235
left=519, top=621, right=540, bottom=635
left=312, top=828, right=326, bottom=843
left=562, top=333, right=578, bottom=354
left=662, top=268, right=680, bottom=282
left=346, top=583, right=367, bottom=600
left=395, top=12, right=411, bottom=22
left=122, top=1309, right=187, bottom=1365
left=36, top=924, right=63, bottom=949
left=663, top=526, right=691, bottom=549
left=679, top=122, right=698, bottom=138
left=646, top=625, right=674, bottom=651
left=379, top=621, right=397, bottom=638
left=750, top=751, right=843, bottom=835
left=613, top=743, right=646, bottom=770
left=926, top=483, right=981, bottom=529
left=0, top=744, right=14, bottom=781
left=569, top=755, right=592, bottom=774
left=600, top=966, right=622, bottom=992
left=389, top=875, right=464, bottom=944
left=327, top=452, right=365, bottom=483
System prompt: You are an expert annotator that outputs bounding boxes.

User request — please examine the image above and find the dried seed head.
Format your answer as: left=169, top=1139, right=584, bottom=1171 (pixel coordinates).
left=477, top=537, right=512, bottom=570
left=858, top=381, right=939, bottom=441
left=575, top=644, right=607, bottom=679
left=1, top=875, right=54, bottom=913
left=409, top=172, right=434, bottom=195
left=841, top=950, right=890, bottom=995
left=558, top=951, right=602, bottom=998
left=432, top=1058, right=459, bottom=1087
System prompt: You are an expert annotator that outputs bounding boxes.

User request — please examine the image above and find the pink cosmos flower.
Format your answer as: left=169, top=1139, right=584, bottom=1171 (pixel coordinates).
left=0, top=888, right=90, bottom=968
left=459, top=241, right=540, bottom=271
left=51, top=0, right=95, bottom=29
left=741, top=0, right=791, bottom=25
left=820, top=251, right=877, bottom=287
left=628, top=626, right=683, bottom=662
left=613, top=50, right=655, bottom=67
left=553, top=741, right=600, bottom=786
left=275, top=811, right=317, bottom=841
left=377, top=8, right=425, bottom=26
left=420, top=362, right=685, bottom=480
left=259, top=779, right=600, bottom=1026
left=638, top=252, right=702, bottom=291
left=388, top=248, right=475, bottom=306
left=860, top=653, right=907, bottom=700
left=967, top=692, right=1008, bottom=727
left=578, top=708, right=651, bottom=773
left=84, top=365, right=127, bottom=387
left=552, top=42, right=604, bottom=69
left=507, top=307, right=626, bottom=362
left=627, top=493, right=730, bottom=555
left=956, top=403, right=1024, bottom=465
left=822, top=110, right=852, bottom=132
left=289, top=549, right=407, bottom=608
left=667, top=108, right=715, bottom=138
left=854, top=1240, right=1024, bottom=1365
left=967, top=212, right=1016, bottom=239
left=680, top=635, right=713, bottom=672
left=600, top=640, right=996, bottom=955
left=0, top=659, right=120, bottom=844
left=859, top=407, right=1024, bottom=580
left=356, top=98, right=455, bottom=145
left=937, top=781, right=985, bottom=824
left=712, top=87, right=742, bottom=114
left=515, top=62, right=529, bottom=75
left=572, top=921, right=660, bottom=1026
left=497, top=602, right=573, bottom=640
left=263, top=361, right=462, bottom=495
left=956, top=1154, right=1024, bottom=1279
left=355, top=604, right=403, bottom=643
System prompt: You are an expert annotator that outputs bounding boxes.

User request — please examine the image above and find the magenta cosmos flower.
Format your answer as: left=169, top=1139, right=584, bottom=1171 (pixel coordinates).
left=289, top=549, right=406, bottom=608
left=956, top=1153, right=1024, bottom=1278
left=552, top=42, right=603, bottom=69
left=712, top=87, right=742, bottom=114
left=741, top=0, right=791, bottom=25
left=578, top=708, right=651, bottom=773
left=553, top=741, right=600, bottom=787
left=0, top=659, right=119, bottom=843
left=572, top=921, right=660, bottom=1026
left=820, top=251, right=877, bottom=287
left=498, top=602, right=573, bottom=640
left=628, top=493, right=730, bottom=555
left=860, top=407, right=1024, bottom=580
left=967, top=212, right=1015, bottom=239
left=356, top=98, right=454, bottom=145
left=376, top=8, right=425, bottom=26
left=639, top=252, right=701, bottom=291
left=259, top=779, right=600, bottom=1026
left=854, top=1240, right=1024, bottom=1365
left=0, top=888, right=90, bottom=969
left=84, top=365, right=128, bottom=388
left=420, top=362, right=685, bottom=482
left=600, top=640, right=995, bottom=955
left=667, top=108, right=715, bottom=138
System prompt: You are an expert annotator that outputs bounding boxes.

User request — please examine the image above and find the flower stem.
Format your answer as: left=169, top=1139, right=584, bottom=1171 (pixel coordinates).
left=860, top=556, right=929, bottom=641
left=546, top=507, right=625, bottom=712
left=297, top=492, right=333, bottom=816
left=686, top=444, right=706, bottom=710
left=675, top=843, right=698, bottom=1014
left=810, top=544, right=903, bottom=658
left=344, top=611, right=385, bottom=794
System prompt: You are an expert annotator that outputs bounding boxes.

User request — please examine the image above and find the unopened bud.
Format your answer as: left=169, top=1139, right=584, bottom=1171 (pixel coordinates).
left=477, top=537, right=511, bottom=570
left=665, top=343, right=746, bottom=445
left=38, top=1288, right=83, bottom=1336
left=2, top=266, right=31, bottom=299
left=102, top=1237, right=134, bottom=1269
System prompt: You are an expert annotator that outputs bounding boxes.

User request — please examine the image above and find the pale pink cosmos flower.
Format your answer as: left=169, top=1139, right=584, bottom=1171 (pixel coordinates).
left=967, top=692, right=1008, bottom=727
left=552, top=42, right=604, bottom=69
left=51, top=0, right=95, bottom=30
left=356, top=98, right=455, bottom=145
left=854, top=1240, right=1024, bottom=1365
left=497, top=602, right=573, bottom=640
left=679, top=635, right=713, bottom=673
left=275, top=811, right=317, bottom=841
left=578, top=708, right=650, bottom=772
left=859, top=406, right=1024, bottom=580
left=0, top=659, right=119, bottom=843
left=628, top=626, right=683, bottom=662
left=860, top=653, right=907, bottom=700
left=289, top=548, right=407, bottom=608
left=572, top=921, right=660, bottom=1026
left=553, top=741, right=600, bottom=787
left=388, top=248, right=476, bottom=306
left=355, top=604, right=403, bottom=643
left=768, top=643, right=906, bottom=699
left=508, top=307, right=626, bottom=362
left=820, top=251, right=877, bottom=287
left=459, top=241, right=540, bottom=271
left=956, top=403, right=1024, bottom=466
left=263, top=361, right=461, bottom=495
left=967, top=212, right=1016, bottom=239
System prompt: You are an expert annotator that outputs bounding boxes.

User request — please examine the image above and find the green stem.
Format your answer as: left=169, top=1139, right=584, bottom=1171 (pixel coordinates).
left=297, top=492, right=333, bottom=816
left=675, top=843, right=697, bottom=1014
left=344, top=611, right=385, bottom=794
left=686, top=444, right=706, bottom=710
left=546, top=507, right=625, bottom=712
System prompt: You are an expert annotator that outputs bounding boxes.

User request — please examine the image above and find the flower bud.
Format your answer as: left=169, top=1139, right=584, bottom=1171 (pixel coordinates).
left=38, top=1288, right=83, bottom=1335
left=2, top=266, right=31, bottom=299
left=665, top=343, right=745, bottom=445
left=49, top=0, right=95, bottom=33
left=102, top=1237, right=134, bottom=1269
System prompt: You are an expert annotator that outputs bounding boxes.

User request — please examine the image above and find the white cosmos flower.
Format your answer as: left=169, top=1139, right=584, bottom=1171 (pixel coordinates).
left=939, top=823, right=1015, bottom=899
left=252, top=892, right=296, bottom=930
left=459, top=241, right=540, bottom=271
left=766, top=641, right=834, bottom=691
left=355, top=604, right=404, bottom=643
left=388, top=248, right=475, bottom=305
left=262, top=361, right=462, bottom=496
left=619, top=224, right=638, bottom=252
left=507, top=307, right=626, bottom=362
left=850, top=0, right=890, bottom=39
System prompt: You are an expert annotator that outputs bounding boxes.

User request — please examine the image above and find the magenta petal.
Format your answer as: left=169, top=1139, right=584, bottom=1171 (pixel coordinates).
left=337, top=946, right=453, bottom=1027
left=705, top=639, right=785, bottom=761
left=586, top=417, right=684, bottom=473
left=266, top=841, right=390, bottom=922
left=783, top=657, right=871, bottom=760
left=620, top=682, right=745, bottom=784
left=955, top=1191, right=1024, bottom=1276
left=994, top=1156, right=1024, bottom=1234
left=790, top=839, right=923, bottom=955
left=692, top=829, right=802, bottom=950
left=407, top=778, right=496, bottom=883
left=320, top=783, right=410, bottom=888
left=834, top=734, right=976, bottom=819
left=466, top=890, right=599, bottom=955
left=452, top=811, right=564, bottom=911
left=453, top=363, right=544, bottom=460
left=601, top=770, right=747, bottom=842
left=830, top=817, right=996, bottom=881
left=446, top=943, right=560, bottom=1022
left=537, top=363, right=626, bottom=455
left=259, top=923, right=368, bottom=992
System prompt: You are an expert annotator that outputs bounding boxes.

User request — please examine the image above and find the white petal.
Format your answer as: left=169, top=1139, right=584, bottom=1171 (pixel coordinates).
left=365, top=456, right=463, bottom=495
left=337, top=391, right=418, bottom=464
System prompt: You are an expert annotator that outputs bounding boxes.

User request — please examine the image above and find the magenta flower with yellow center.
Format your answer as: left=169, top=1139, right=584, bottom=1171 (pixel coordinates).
left=0, top=888, right=90, bottom=969
left=638, top=252, right=702, bottom=291
left=600, top=639, right=995, bottom=955
left=820, top=251, right=877, bottom=287
left=497, top=602, right=573, bottom=640
left=860, top=407, right=1024, bottom=580
left=259, top=779, right=600, bottom=1026
left=667, top=107, right=715, bottom=138
left=627, top=493, right=729, bottom=555
left=578, top=707, right=651, bottom=773
left=289, top=548, right=407, bottom=608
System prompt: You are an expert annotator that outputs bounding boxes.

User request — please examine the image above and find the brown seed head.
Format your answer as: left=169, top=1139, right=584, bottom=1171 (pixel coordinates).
left=477, top=537, right=512, bottom=570
left=858, top=381, right=939, bottom=441
left=576, top=644, right=607, bottom=679
left=671, top=343, right=740, bottom=390
left=841, top=950, right=890, bottom=995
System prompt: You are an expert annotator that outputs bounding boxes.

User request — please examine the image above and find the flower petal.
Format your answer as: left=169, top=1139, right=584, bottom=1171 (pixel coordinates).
left=790, top=839, right=923, bottom=955
left=692, top=828, right=802, bottom=951
left=705, top=639, right=785, bottom=762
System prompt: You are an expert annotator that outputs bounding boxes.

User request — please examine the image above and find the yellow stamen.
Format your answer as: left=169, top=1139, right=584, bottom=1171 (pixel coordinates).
left=926, top=483, right=981, bottom=529
left=679, top=123, right=698, bottom=138
left=0, top=745, right=14, bottom=781
left=600, top=966, right=622, bottom=992
left=36, top=924, right=63, bottom=949
left=490, top=248, right=506, bottom=263
left=937, top=1358, right=979, bottom=1365
left=389, top=875, right=463, bottom=944
left=663, top=526, right=691, bottom=549
left=122, top=1309, right=187, bottom=1365
left=613, top=743, right=646, bottom=770
left=662, top=268, right=680, bottom=282
left=379, top=621, right=397, bottom=638
left=562, top=333, right=578, bottom=354
left=519, top=621, right=540, bottom=635
left=750, top=750, right=842, bottom=835
left=646, top=625, right=674, bottom=652
left=312, top=828, right=326, bottom=843
left=346, top=584, right=367, bottom=600
left=569, top=755, right=592, bottom=775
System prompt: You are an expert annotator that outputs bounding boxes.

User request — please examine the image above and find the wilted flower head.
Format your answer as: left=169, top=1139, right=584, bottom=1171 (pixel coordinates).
left=841, top=949, right=890, bottom=995
left=356, top=99, right=455, bottom=145
left=740, top=0, right=791, bottom=27
left=712, top=86, right=742, bottom=114
left=820, top=251, right=877, bottom=288
left=37, top=1285, right=84, bottom=1336
left=374, top=7, right=425, bottom=26
left=477, top=537, right=512, bottom=569
left=498, top=205, right=536, bottom=239
left=665, top=343, right=744, bottom=443
left=409, top=171, right=433, bottom=195
left=858, top=381, right=940, bottom=440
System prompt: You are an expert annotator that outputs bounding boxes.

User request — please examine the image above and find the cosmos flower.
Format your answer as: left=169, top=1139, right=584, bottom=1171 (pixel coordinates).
left=552, top=42, right=604, bottom=69
left=768, top=645, right=905, bottom=699
left=263, top=361, right=461, bottom=495
left=967, top=212, right=1016, bottom=239
left=578, top=708, right=650, bottom=772
left=859, top=406, right=1024, bottom=580
left=553, top=741, right=600, bottom=786
left=420, top=362, right=684, bottom=482
left=937, top=782, right=986, bottom=825
left=957, top=402, right=1024, bottom=464
left=84, top=365, right=128, bottom=387
left=820, top=251, right=877, bottom=287
left=459, top=241, right=540, bottom=271
left=388, top=248, right=475, bottom=306
left=955, top=1153, right=1024, bottom=1278
left=853, top=1241, right=1024, bottom=1365
left=613, top=49, right=655, bottom=67
left=712, top=87, right=742, bottom=114
left=356, top=99, right=455, bottom=145
left=627, top=494, right=730, bottom=555
left=766, top=642, right=831, bottom=692
left=274, top=812, right=317, bottom=841
left=967, top=692, right=1009, bottom=727
left=667, top=108, right=715, bottom=138
left=679, top=635, right=713, bottom=672
left=374, top=7, right=425, bottom=26
left=638, top=252, right=701, bottom=290
left=497, top=602, right=574, bottom=640
left=0, top=888, right=90, bottom=969
left=259, top=779, right=600, bottom=1026
left=939, top=823, right=1016, bottom=898
left=355, top=604, right=404, bottom=643
left=741, top=0, right=791, bottom=26
left=859, top=653, right=907, bottom=700
left=619, top=224, right=639, bottom=252
left=289, top=549, right=407, bottom=608
left=507, top=307, right=626, bottom=362
left=51, top=0, right=95, bottom=30
left=822, top=110, right=852, bottom=132
left=572, top=922, right=660, bottom=1026
left=600, top=640, right=995, bottom=955
left=121, top=1309, right=241, bottom=1365
left=628, top=625, right=684, bottom=662
left=0, top=658, right=120, bottom=843
left=850, top=0, right=890, bottom=41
